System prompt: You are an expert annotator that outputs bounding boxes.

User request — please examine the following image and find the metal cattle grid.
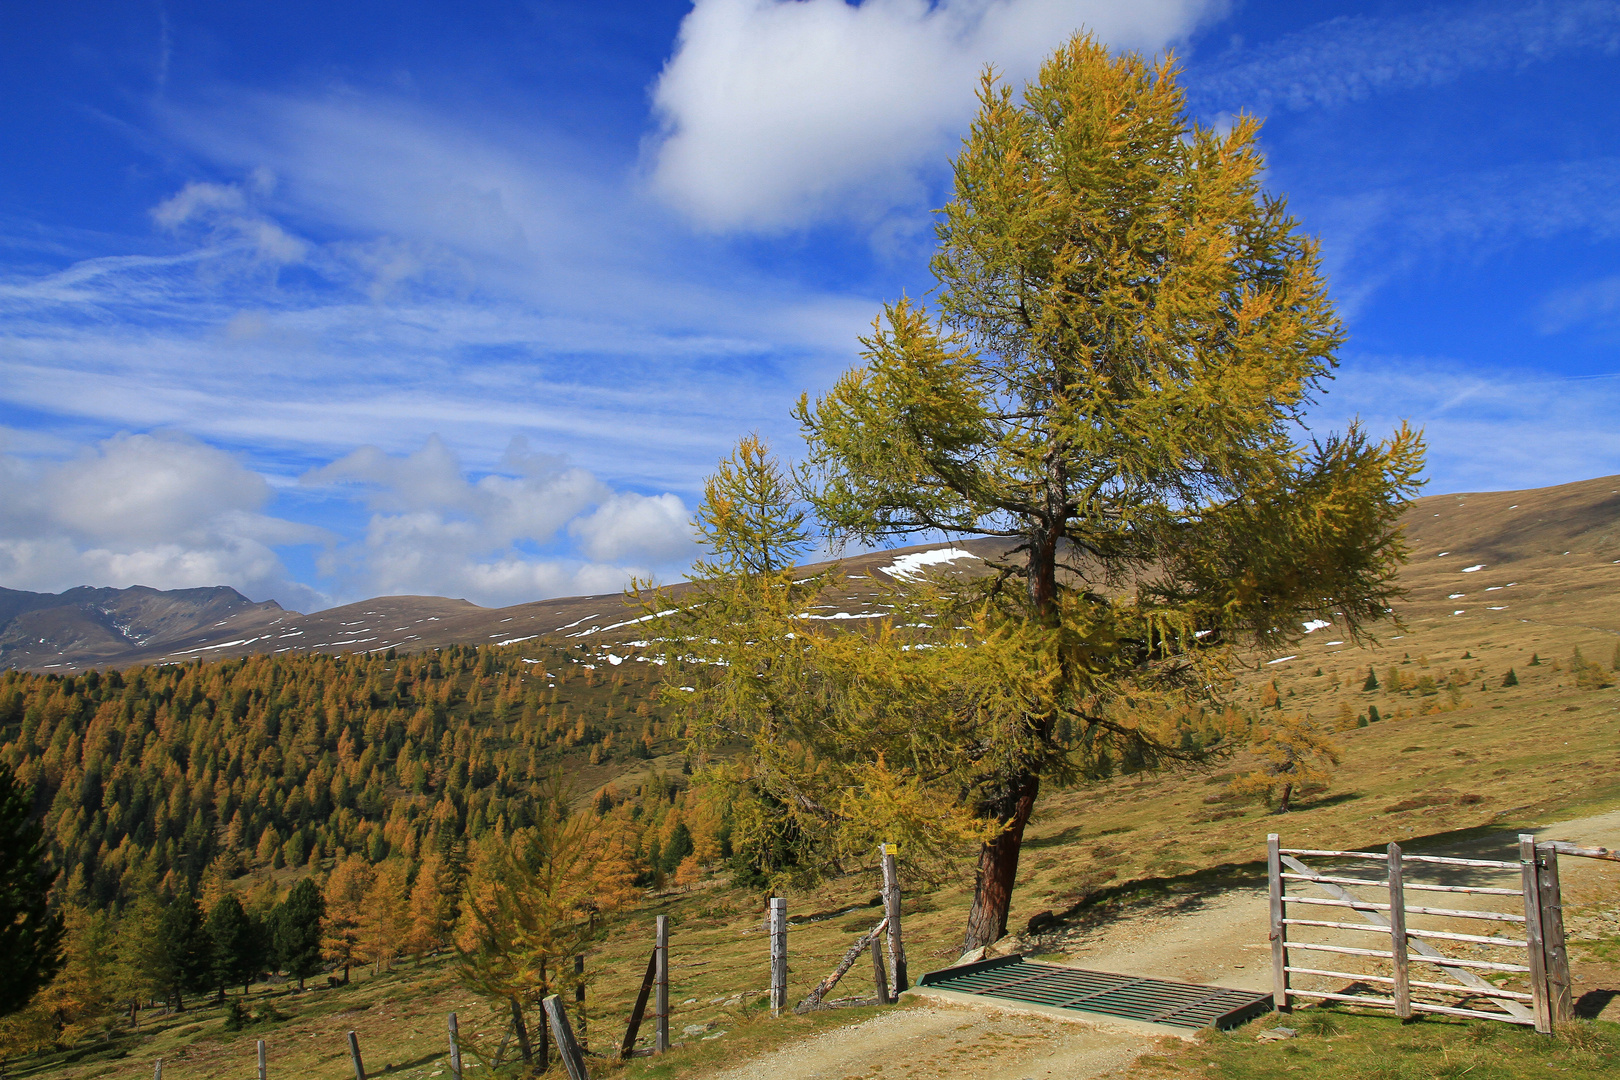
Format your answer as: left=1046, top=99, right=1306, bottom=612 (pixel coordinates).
left=917, top=956, right=1274, bottom=1031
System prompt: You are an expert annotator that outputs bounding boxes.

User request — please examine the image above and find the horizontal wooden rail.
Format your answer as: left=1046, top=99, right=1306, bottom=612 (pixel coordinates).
left=1285, top=941, right=1530, bottom=972
left=1547, top=841, right=1619, bottom=862
left=1283, top=966, right=1534, bottom=1001
left=1402, top=905, right=1526, bottom=923
left=1281, top=848, right=1517, bottom=870
left=1283, top=896, right=1391, bottom=912
left=1279, top=872, right=1517, bottom=896
left=1286, top=989, right=1535, bottom=1024
left=1399, top=882, right=1523, bottom=897
left=1284, top=895, right=1525, bottom=923
left=1406, top=927, right=1528, bottom=948
left=1282, top=918, right=1525, bottom=947
left=1281, top=917, right=1391, bottom=934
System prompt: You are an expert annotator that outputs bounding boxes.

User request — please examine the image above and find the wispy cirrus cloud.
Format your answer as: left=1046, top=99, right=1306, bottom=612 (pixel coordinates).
left=1309, top=356, right=1620, bottom=494
left=1188, top=0, right=1620, bottom=116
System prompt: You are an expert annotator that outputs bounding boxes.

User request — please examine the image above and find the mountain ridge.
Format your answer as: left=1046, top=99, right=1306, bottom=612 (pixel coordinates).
left=4, top=472, right=1617, bottom=673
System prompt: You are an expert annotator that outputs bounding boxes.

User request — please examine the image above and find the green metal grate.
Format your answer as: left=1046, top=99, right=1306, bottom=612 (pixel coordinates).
left=918, top=956, right=1273, bottom=1030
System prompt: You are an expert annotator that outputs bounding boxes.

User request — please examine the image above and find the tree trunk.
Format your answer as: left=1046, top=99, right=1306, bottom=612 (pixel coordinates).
left=1277, top=782, right=1293, bottom=814
left=962, top=771, right=1041, bottom=950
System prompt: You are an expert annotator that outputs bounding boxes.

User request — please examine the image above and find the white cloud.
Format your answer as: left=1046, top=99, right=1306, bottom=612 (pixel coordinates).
left=0, top=433, right=325, bottom=608
left=1188, top=0, right=1620, bottom=116
left=152, top=177, right=309, bottom=266
left=647, top=0, right=1220, bottom=231
left=569, top=492, right=696, bottom=563
left=1306, top=355, right=1620, bottom=494
left=300, top=437, right=696, bottom=607
left=1540, top=274, right=1620, bottom=334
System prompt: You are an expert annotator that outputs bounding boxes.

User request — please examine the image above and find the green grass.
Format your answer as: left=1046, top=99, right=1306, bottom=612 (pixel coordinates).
left=1132, top=1007, right=1620, bottom=1080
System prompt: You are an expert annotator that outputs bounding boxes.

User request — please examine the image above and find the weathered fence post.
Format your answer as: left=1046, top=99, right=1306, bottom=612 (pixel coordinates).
left=769, top=897, right=788, bottom=1016
left=256, top=1038, right=267, bottom=1080
left=346, top=1030, right=366, bottom=1080
left=447, top=1012, right=463, bottom=1079
left=1387, top=842, right=1411, bottom=1019
left=1536, top=842, right=1573, bottom=1024
left=543, top=995, right=591, bottom=1080
left=1267, top=834, right=1289, bottom=1012
left=880, top=843, right=907, bottom=994
left=153, top=1059, right=162, bottom=1080
left=655, top=915, right=670, bottom=1054
left=870, top=936, right=890, bottom=1004
left=1520, top=833, right=1553, bottom=1034
left=575, top=953, right=588, bottom=1050
left=620, top=947, right=658, bottom=1058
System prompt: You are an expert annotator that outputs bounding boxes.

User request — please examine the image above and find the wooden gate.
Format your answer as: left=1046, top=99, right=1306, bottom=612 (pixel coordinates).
left=1267, top=833, right=1573, bottom=1033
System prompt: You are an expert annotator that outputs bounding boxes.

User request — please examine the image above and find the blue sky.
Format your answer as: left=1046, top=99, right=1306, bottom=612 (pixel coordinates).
left=1, top=0, right=1617, bottom=612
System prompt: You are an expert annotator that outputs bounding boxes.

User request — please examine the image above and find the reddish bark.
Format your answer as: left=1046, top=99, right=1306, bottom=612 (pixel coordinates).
left=962, top=771, right=1041, bottom=950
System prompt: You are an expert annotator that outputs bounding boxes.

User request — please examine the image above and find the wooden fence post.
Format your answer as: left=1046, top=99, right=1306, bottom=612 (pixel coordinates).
left=257, top=1038, right=267, bottom=1080
left=1267, top=834, right=1289, bottom=1012
left=769, top=898, right=788, bottom=1017
left=1520, top=833, right=1553, bottom=1034
left=575, top=954, right=588, bottom=1050
left=1387, top=842, right=1411, bottom=1019
left=153, top=1058, right=162, bottom=1080
left=655, top=915, right=670, bottom=1054
left=620, top=948, right=658, bottom=1058
left=346, top=1030, right=366, bottom=1080
left=870, top=937, right=890, bottom=1004
left=1536, top=842, right=1573, bottom=1024
left=447, top=1012, right=463, bottom=1079
left=881, top=843, right=907, bottom=994
left=543, top=995, right=592, bottom=1080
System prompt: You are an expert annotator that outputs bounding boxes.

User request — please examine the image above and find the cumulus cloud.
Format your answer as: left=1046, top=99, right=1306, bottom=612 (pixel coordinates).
left=301, top=436, right=696, bottom=606
left=647, top=0, right=1219, bottom=231
left=0, top=433, right=325, bottom=608
left=569, top=492, right=695, bottom=563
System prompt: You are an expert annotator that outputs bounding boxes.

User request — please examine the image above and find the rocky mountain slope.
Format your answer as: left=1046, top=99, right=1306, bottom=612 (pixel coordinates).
left=5, top=473, right=1617, bottom=673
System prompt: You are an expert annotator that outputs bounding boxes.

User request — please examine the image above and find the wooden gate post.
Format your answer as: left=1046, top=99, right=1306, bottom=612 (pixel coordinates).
left=346, top=1030, right=366, bottom=1080
left=655, top=915, right=670, bottom=1054
left=153, top=1060, right=162, bottom=1080
left=770, top=897, right=789, bottom=1016
left=1536, top=842, right=1573, bottom=1024
left=257, top=1038, right=267, bottom=1080
left=1519, top=834, right=1553, bottom=1034
left=1267, top=834, right=1289, bottom=1012
left=880, top=843, right=908, bottom=994
left=447, top=1012, right=463, bottom=1079
left=543, top=995, right=592, bottom=1080
left=1387, top=842, right=1411, bottom=1019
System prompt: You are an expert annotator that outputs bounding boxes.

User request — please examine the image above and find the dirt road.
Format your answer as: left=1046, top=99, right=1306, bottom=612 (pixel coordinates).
left=696, top=810, right=1620, bottom=1080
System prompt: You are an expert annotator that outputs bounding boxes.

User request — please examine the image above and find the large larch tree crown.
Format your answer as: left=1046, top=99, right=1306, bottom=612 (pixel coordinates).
left=797, top=35, right=1423, bottom=648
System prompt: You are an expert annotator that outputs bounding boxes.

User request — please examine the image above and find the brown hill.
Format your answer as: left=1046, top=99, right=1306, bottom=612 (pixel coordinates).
left=5, top=474, right=1616, bottom=673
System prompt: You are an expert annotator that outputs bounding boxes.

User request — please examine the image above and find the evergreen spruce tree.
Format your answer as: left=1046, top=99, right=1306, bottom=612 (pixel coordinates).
left=1362, top=668, right=1379, bottom=691
left=205, top=894, right=256, bottom=1000
left=156, top=891, right=210, bottom=1010
left=273, top=878, right=324, bottom=991
left=0, top=761, right=63, bottom=1016
left=1502, top=668, right=1519, bottom=687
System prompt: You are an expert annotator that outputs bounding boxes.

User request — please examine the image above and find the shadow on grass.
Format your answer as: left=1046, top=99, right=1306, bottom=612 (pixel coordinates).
left=1575, top=989, right=1618, bottom=1020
